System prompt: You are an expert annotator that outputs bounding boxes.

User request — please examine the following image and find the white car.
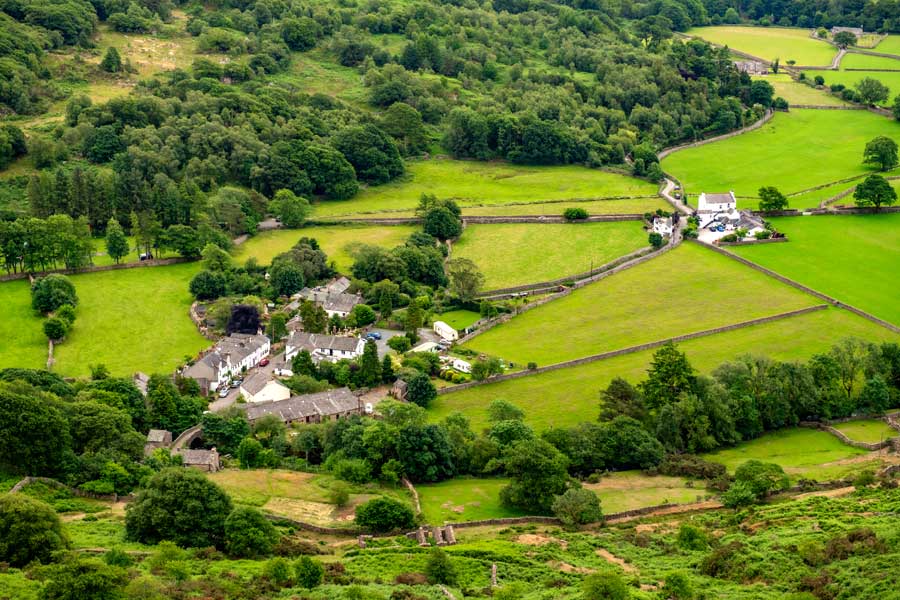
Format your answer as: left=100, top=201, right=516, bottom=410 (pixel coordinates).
left=218, top=387, right=230, bottom=398
left=364, top=403, right=373, bottom=414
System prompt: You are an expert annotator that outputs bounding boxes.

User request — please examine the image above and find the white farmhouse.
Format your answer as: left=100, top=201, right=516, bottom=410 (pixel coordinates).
left=183, top=333, right=270, bottom=393
left=697, top=191, right=737, bottom=214
left=240, top=372, right=291, bottom=403
left=652, top=216, right=673, bottom=236
left=285, top=331, right=366, bottom=363
left=433, top=320, right=459, bottom=341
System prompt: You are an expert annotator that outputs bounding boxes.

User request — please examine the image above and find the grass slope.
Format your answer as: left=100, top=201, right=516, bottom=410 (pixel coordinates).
left=585, top=471, right=702, bottom=513
left=840, top=52, right=900, bottom=69
left=760, top=74, right=848, bottom=106
left=805, top=67, right=900, bottom=107
left=732, top=214, right=900, bottom=326
left=50, top=263, right=208, bottom=377
left=464, top=243, right=819, bottom=366
left=430, top=307, right=898, bottom=432
left=311, top=160, right=659, bottom=218
left=460, top=197, right=671, bottom=216
left=435, top=310, right=481, bottom=330
left=0, top=280, right=47, bottom=370
left=661, top=109, right=900, bottom=208
left=417, top=477, right=526, bottom=524
left=234, top=225, right=417, bottom=272
left=833, top=419, right=898, bottom=443
left=871, top=34, right=900, bottom=55
left=687, top=26, right=837, bottom=65
left=453, top=222, right=647, bottom=290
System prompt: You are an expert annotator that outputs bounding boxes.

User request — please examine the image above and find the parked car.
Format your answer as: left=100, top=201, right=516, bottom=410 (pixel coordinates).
left=260, top=358, right=270, bottom=367
left=274, top=368, right=293, bottom=377
left=366, top=332, right=382, bottom=340
left=230, top=379, right=242, bottom=388
left=218, top=388, right=230, bottom=398
left=364, top=403, right=374, bottom=414
left=138, top=252, right=153, bottom=261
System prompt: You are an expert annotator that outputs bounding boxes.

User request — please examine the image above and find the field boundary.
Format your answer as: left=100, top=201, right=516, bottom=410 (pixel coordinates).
left=799, top=420, right=898, bottom=451
left=310, top=214, right=647, bottom=226
left=692, top=240, right=900, bottom=333
left=443, top=304, right=828, bottom=395
left=0, top=256, right=194, bottom=282
left=657, top=109, right=774, bottom=161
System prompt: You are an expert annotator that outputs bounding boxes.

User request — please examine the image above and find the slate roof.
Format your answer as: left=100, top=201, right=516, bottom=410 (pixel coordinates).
left=327, top=277, right=352, bottom=294
left=176, top=448, right=220, bottom=467
left=702, top=193, right=735, bottom=204
left=288, top=332, right=362, bottom=353
left=245, top=388, right=359, bottom=422
left=324, top=293, right=361, bottom=314
left=146, top=429, right=171, bottom=443
left=241, top=371, right=282, bottom=396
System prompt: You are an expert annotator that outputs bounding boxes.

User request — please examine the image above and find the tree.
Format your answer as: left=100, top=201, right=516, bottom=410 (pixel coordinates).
left=398, top=423, right=455, bottom=482
left=224, top=507, right=278, bottom=558
left=381, top=354, right=395, bottom=383
left=270, top=261, right=305, bottom=297
left=32, top=274, right=78, bottom=313
left=202, top=242, right=232, bottom=271
left=758, top=186, right=788, bottom=211
left=640, top=343, right=695, bottom=409
left=269, top=189, right=311, bottom=228
left=892, top=95, right=900, bottom=121
left=551, top=487, right=603, bottom=527
left=227, top=304, right=260, bottom=335
left=125, top=468, right=233, bottom=548
left=0, top=385, right=72, bottom=477
left=583, top=572, right=630, bottom=600
left=425, top=548, right=457, bottom=585
left=201, top=409, right=250, bottom=455
left=332, top=124, right=404, bottom=185
left=357, top=339, right=381, bottom=388
left=599, top=377, right=646, bottom=423
left=100, top=47, right=122, bottom=73
left=734, top=459, right=789, bottom=499
left=472, top=357, right=503, bottom=381
left=488, top=399, right=525, bottom=422
left=189, top=270, right=226, bottom=300
left=721, top=480, right=757, bottom=508
left=238, top=436, right=267, bottom=469
left=0, top=494, right=68, bottom=567
left=105, top=219, right=129, bottom=264
left=749, top=80, right=774, bottom=107
left=44, top=317, right=68, bottom=341
left=37, top=556, right=128, bottom=600
left=423, top=206, right=462, bottom=240
left=446, top=258, right=485, bottom=302
left=853, top=174, right=897, bottom=210
left=281, top=17, right=320, bottom=51
left=349, top=304, right=376, bottom=327
left=856, top=78, right=890, bottom=106
left=833, top=31, right=857, bottom=48
left=355, top=497, right=416, bottom=533
left=294, top=556, right=324, bottom=589
left=406, top=371, right=437, bottom=408
left=269, top=313, right=287, bottom=340
left=648, top=232, right=665, bottom=249
left=382, top=102, right=427, bottom=155
left=500, top=439, right=569, bottom=512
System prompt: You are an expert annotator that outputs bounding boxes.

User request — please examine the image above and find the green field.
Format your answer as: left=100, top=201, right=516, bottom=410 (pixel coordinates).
left=662, top=109, right=900, bottom=207
left=0, top=280, right=48, bottom=370
left=585, top=472, right=702, bottom=514
left=48, top=263, right=208, bottom=377
left=760, top=74, right=848, bottom=106
left=310, top=160, right=660, bottom=218
left=460, top=197, right=671, bottom=216
left=465, top=243, right=819, bottom=366
left=417, top=477, right=526, bottom=524
left=704, top=428, right=870, bottom=480
left=833, top=419, right=898, bottom=443
left=435, top=310, right=481, bottom=330
left=687, top=26, right=837, bottom=65
left=453, top=222, right=647, bottom=290
left=805, top=68, right=900, bottom=106
left=732, top=214, right=900, bottom=326
left=871, top=35, right=900, bottom=55
left=234, top=225, right=417, bottom=272
left=840, top=52, right=900, bottom=69
left=431, top=307, right=898, bottom=432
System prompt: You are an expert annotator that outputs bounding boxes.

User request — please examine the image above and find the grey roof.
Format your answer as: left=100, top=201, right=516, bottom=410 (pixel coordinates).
left=702, top=193, right=735, bottom=204
left=393, top=379, right=408, bottom=392
left=146, top=429, right=171, bottom=443
left=185, top=333, right=268, bottom=379
left=324, top=293, right=361, bottom=313
left=241, top=371, right=281, bottom=396
left=737, top=210, right=765, bottom=229
left=176, top=448, right=219, bottom=466
left=245, top=388, right=359, bottom=422
left=327, top=277, right=351, bottom=294
left=288, top=332, right=362, bottom=353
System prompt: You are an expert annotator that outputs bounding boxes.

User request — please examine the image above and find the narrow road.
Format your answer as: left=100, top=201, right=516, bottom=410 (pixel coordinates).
left=661, top=178, right=693, bottom=215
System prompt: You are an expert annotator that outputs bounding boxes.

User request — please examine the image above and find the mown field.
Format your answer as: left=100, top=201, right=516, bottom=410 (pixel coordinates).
left=871, top=34, right=900, bottom=55
left=732, top=214, right=900, bottom=326
left=805, top=67, right=900, bottom=107
left=234, top=225, right=417, bottom=272
left=839, top=52, right=900, bottom=69
left=687, top=26, right=837, bottom=65
left=833, top=419, right=898, bottom=443
left=464, top=242, right=819, bottom=366
left=417, top=477, right=525, bottom=524
left=460, top=197, right=671, bottom=216
left=435, top=310, right=481, bottom=330
left=661, top=109, right=900, bottom=208
left=310, top=160, right=660, bottom=218
left=703, top=427, right=872, bottom=480
left=46, top=263, right=208, bottom=377
left=584, top=472, right=702, bottom=514
left=431, top=306, right=898, bottom=432
left=759, top=73, right=848, bottom=106
left=453, top=222, right=647, bottom=290
left=0, top=279, right=48, bottom=370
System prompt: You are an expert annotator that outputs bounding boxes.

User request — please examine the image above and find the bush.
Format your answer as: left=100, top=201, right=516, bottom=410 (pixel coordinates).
left=295, top=556, right=324, bottom=589
left=224, top=507, right=278, bottom=558
left=563, top=207, right=589, bottom=220
left=662, top=571, right=695, bottom=599
left=56, top=304, right=77, bottom=326
left=721, top=480, right=757, bottom=508
left=754, top=230, right=772, bottom=240
left=853, top=470, right=876, bottom=489
left=43, top=317, right=69, bottom=341
left=262, top=557, right=294, bottom=587
left=329, top=481, right=350, bottom=507
left=551, top=487, right=603, bottom=527
left=425, top=547, right=457, bottom=585
left=331, top=458, right=373, bottom=484
left=32, top=274, right=78, bottom=313
left=0, top=493, right=68, bottom=567
left=583, top=572, right=629, bottom=600
left=648, top=231, right=665, bottom=248
left=658, top=454, right=727, bottom=480
left=773, top=97, right=789, bottom=110
left=676, top=523, right=709, bottom=551
left=355, top=497, right=416, bottom=533
left=387, top=335, right=412, bottom=353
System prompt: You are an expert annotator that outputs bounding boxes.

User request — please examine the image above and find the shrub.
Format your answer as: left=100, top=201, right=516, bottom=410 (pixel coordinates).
left=103, top=547, right=133, bottom=568
left=55, top=304, right=76, bottom=326
left=32, top=274, right=78, bottom=313
left=425, top=547, right=457, bottom=585
left=329, top=481, right=350, bottom=507
left=720, top=233, right=738, bottom=243
left=583, top=572, right=629, bottom=600
left=658, top=454, right=727, bottom=480
left=387, top=336, right=412, bottom=353
left=262, top=557, right=294, bottom=587
left=734, top=460, right=789, bottom=498
left=676, top=523, right=709, bottom=551
left=294, top=556, right=324, bottom=589
left=853, top=470, right=876, bottom=489
left=721, top=481, right=757, bottom=508
left=0, top=493, right=68, bottom=567
left=551, top=487, right=603, bottom=527
left=773, top=97, right=789, bottom=110
left=224, top=507, right=278, bottom=558
left=43, top=317, right=69, bottom=341
left=754, top=230, right=772, bottom=240
left=355, top=497, right=416, bottom=533
left=274, top=536, right=323, bottom=557
left=699, top=541, right=745, bottom=579
left=331, top=458, right=373, bottom=484
left=648, top=231, right=665, bottom=248
left=563, top=207, right=589, bottom=221
left=662, top=571, right=695, bottom=599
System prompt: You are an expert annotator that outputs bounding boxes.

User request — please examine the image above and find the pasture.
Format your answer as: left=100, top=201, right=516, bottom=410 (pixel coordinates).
left=310, top=160, right=660, bottom=218
left=686, top=26, right=837, bottom=66
left=760, top=74, right=847, bottom=106
left=584, top=472, right=701, bottom=514
left=732, top=214, right=900, bottom=326
left=460, top=197, right=671, bottom=216
left=464, top=242, right=819, bottom=366
left=839, top=52, right=900, bottom=70
left=661, top=109, right=900, bottom=207
left=0, top=280, right=48, bottom=370
left=871, top=35, right=900, bottom=55
left=234, top=224, right=416, bottom=272
left=453, top=222, right=647, bottom=290
left=430, top=306, right=898, bottom=432
left=416, top=478, right=526, bottom=524
left=435, top=310, right=481, bottom=330
left=806, top=69, right=900, bottom=106
left=703, top=428, right=871, bottom=480
left=833, top=420, right=898, bottom=443
left=50, top=263, right=208, bottom=377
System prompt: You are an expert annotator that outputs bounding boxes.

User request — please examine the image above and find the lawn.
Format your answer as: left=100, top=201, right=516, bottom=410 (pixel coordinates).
left=417, top=477, right=526, bottom=524
left=760, top=74, right=848, bottom=106
left=804, top=68, right=900, bottom=106
left=661, top=109, right=900, bottom=207
left=703, top=428, right=870, bottom=480
left=687, top=26, right=837, bottom=65
left=430, top=306, right=898, bottom=432
left=234, top=225, right=417, bottom=272
left=0, top=280, right=47, bottom=370
left=732, top=214, right=900, bottom=326
left=464, top=242, right=820, bottom=366
left=452, top=222, right=647, bottom=290
left=435, top=310, right=481, bottom=330
left=833, top=419, right=898, bottom=443
left=311, top=159, right=660, bottom=218
left=584, top=472, right=703, bottom=514
left=50, top=263, right=209, bottom=377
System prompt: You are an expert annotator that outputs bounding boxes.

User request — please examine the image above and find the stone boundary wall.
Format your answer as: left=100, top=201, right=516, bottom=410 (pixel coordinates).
left=0, top=256, right=193, bottom=282
left=657, top=109, right=774, bottom=161
left=789, top=104, right=864, bottom=110
left=846, top=48, right=900, bottom=60
left=9, top=476, right=128, bottom=502
left=758, top=205, right=900, bottom=217
left=718, top=237, right=789, bottom=247
left=403, top=478, right=422, bottom=515
left=799, top=421, right=895, bottom=450
left=693, top=240, right=900, bottom=333
left=440, top=305, right=828, bottom=396
left=844, top=67, right=900, bottom=72
left=313, top=214, right=646, bottom=226
left=265, top=514, right=361, bottom=535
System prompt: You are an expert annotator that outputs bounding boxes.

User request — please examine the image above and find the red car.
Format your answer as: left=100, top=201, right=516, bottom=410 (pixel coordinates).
left=259, top=358, right=270, bottom=367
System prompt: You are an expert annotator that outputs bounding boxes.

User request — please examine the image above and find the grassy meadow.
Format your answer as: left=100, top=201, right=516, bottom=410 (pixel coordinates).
left=0, top=279, right=48, bottom=370
left=833, top=419, right=898, bottom=443
left=871, top=34, right=900, bottom=55
left=417, top=478, right=526, bottom=524
left=687, top=26, right=837, bottom=65
left=435, top=310, right=481, bottom=330
left=805, top=68, right=900, bottom=106
left=234, top=224, right=417, bottom=272
left=430, top=306, right=898, bottom=432
left=732, top=214, right=900, bottom=326
left=464, top=242, right=820, bottom=366
left=459, top=197, right=671, bottom=216
left=661, top=109, right=900, bottom=207
left=310, top=160, right=660, bottom=218
left=839, top=52, right=900, bottom=69
left=759, top=73, right=848, bottom=106
left=585, top=472, right=703, bottom=514
left=453, top=222, right=647, bottom=290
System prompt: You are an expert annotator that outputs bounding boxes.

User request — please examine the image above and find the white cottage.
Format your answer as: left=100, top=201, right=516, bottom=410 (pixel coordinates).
left=183, top=333, right=270, bottom=393
left=240, top=372, right=291, bottom=403
left=285, top=331, right=366, bottom=363
left=652, top=216, right=673, bottom=236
